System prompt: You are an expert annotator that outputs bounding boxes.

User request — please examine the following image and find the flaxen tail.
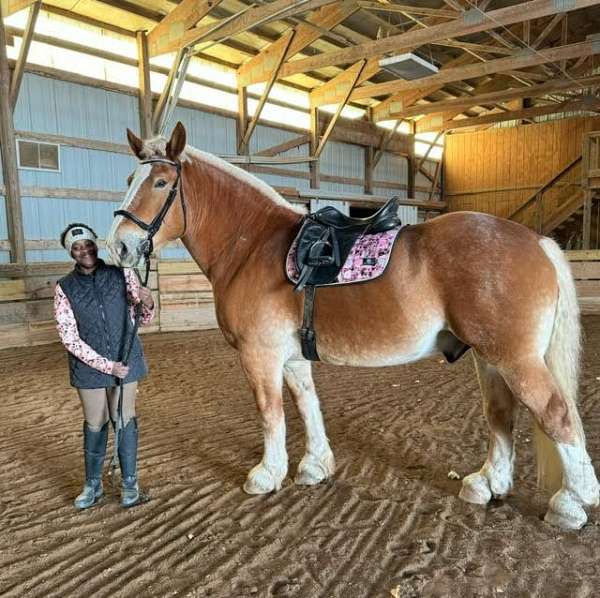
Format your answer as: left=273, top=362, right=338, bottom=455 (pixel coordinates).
left=536, top=237, right=584, bottom=494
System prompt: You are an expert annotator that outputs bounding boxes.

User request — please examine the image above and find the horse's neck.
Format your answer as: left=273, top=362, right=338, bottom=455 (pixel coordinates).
left=181, top=158, right=300, bottom=288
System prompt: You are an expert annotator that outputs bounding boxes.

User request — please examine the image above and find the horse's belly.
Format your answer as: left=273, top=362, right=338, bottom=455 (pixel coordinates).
left=317, top=317, right=443, bottom=367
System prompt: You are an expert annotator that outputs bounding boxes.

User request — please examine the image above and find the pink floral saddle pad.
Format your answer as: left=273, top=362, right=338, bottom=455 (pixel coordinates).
left=286, top=226, right=402, bottom=286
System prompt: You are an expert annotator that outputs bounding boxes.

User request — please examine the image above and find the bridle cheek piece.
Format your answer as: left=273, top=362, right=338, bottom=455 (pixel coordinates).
left=114, top=158, right=187, bottom=264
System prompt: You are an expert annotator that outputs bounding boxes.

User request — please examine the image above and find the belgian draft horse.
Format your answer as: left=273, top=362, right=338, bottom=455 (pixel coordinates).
left=107, top=123, right=599, bottom=529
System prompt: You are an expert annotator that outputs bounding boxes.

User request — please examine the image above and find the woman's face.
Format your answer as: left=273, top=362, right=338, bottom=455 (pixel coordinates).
left=71, top=239, right=98, bottom=270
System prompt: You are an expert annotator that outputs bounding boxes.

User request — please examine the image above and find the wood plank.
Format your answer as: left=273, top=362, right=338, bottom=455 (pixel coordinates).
left=566, top=250, right=600, bottom=260
left=159, top=274, right=213, bottom=293
left=281, top=0, right=600, bottom=77
left=155, top=0, right=337, bottom=57
left=386, top=75, right=600, bottom=120
left=157, top=261, right=202, bottom=275
left=147, top=0, right=222, bottom=58
left=237, top=1, right=358, bottom=87
left=0, top=279, right=26, bottom=302
left=575, top=280, right=600, bottom=297
left=570, top=261, right=600, bottom=279
left=417, top=100, right=598, bottom=133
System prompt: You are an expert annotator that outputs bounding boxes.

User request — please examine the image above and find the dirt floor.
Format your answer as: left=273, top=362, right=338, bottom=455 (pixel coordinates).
left=1, top=318, right=600, bottom=598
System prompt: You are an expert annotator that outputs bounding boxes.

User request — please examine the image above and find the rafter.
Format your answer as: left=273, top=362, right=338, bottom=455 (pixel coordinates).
left=279, top=0, right=600, bottom=77
left=237, top=0, right=358, bottom=88
left=388, top=75, right=600, bottom=119
left=2, top=0, right=40, bottom=17
left=151, top=0, right=337, bottom=57
left=357, top=1, right=459, bottom=19
left=350, top=39, right=600, bottom=101
left=148, top=0, right=223, bottom=58
left=416, top=98, right=600, bottom=132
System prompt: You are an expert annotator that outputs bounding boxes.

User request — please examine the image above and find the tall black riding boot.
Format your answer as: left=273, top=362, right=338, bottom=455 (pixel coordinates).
left=118, top=417, right=141, bottom=508
left=74, top=421, right=108, bottom=510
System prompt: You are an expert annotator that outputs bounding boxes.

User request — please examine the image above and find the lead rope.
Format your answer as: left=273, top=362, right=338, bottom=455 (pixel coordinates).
left=110, top=252, right=151, bottom=498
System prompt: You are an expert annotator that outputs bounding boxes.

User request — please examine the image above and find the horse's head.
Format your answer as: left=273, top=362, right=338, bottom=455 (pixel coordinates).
left=107, top=122, right=188, bottom=267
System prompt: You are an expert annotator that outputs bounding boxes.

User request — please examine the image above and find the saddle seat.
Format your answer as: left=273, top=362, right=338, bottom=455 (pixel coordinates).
left=292, top=196, right=402, bottom=291
left=310, top=195, right=403, bottom=232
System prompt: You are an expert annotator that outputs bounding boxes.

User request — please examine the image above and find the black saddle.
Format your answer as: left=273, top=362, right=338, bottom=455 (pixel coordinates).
left=293, top=196, right=402, bottom=292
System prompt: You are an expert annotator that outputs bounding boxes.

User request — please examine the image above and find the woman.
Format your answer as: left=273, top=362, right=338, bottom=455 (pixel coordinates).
left=54, top=222, right=155, bottom=509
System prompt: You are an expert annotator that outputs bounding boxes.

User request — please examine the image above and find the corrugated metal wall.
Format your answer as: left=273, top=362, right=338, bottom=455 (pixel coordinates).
left=1, top=72, right=418, bottom=262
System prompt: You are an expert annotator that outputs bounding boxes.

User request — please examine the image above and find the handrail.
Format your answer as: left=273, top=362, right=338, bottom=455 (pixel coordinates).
left=508, top=155, right=582, bottom=221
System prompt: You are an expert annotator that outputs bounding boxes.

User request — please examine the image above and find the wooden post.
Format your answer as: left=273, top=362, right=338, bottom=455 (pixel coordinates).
left=582, top=133, right=592, bottom=249
left=535, top=191, right=544, bottom=234
left=236, top=84, right=248, bottom=158
left=136, top=31, right=153, bottom=138
left=10, top=0, right=40, bottom=110
left=0, top=3, right=26, bottom=263
left=309, top=105, right=320, bottom=189
left=407, top=121, right=416, bottom=199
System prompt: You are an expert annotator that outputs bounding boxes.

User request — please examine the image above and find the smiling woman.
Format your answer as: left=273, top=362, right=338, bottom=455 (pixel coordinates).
left=53, top=222, right=156, bottom=511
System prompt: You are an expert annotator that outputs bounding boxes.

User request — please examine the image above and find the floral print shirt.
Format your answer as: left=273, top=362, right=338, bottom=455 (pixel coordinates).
left=54, top=268, right=155, bottom=375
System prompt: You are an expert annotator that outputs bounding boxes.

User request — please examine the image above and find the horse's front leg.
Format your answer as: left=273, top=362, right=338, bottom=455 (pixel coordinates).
left=240, top=350, right=288, bottom=494
left=283, top=359, right=335, bottom=486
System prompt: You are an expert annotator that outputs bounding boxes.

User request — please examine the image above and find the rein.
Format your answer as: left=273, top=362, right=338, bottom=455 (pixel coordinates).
left=109, top=157, right=186, bottom=498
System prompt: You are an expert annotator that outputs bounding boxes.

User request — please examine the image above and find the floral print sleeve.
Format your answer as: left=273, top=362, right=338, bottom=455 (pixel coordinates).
left=54, top=284, right=114, bottom=375
left=123, top=269, right=155, bottom=325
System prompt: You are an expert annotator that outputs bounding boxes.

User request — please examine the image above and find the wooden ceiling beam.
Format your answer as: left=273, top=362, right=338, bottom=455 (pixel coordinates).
left=280, top=0, right=600, bottom=77
left=389, top=74, right=600, bottom=119
left=357, top=1, right=459, bottom=19
left=1, top=0, right=38, bottom=17
left=350, top=39, right=600, bottom=101
left=237, top=0, right=358, bottom=88
left=148, top=0, right=223, bottom=58
left=152, top=0, right=337, bottom=57
left=416, top=98, right=600, bottom=132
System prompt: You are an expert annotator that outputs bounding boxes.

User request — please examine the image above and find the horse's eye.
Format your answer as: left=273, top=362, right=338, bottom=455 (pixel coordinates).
left=155, top=179, right=167, bottom=189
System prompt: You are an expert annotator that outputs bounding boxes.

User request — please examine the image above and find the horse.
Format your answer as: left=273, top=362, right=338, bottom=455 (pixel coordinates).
left=107, top=122, right=599, bottom=530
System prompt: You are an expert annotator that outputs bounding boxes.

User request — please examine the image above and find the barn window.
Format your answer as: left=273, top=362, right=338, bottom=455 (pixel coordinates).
left=17, top=140, right=60, bottom=171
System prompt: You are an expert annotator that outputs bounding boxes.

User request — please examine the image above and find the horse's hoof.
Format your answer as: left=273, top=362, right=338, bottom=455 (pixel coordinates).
left=295, top=450, right=335, bottom=486
left=459, top=472, right=492, bottom=505
left=545, top=490, right=588, bottom=530
left=243, top=463, right=284, bottom=495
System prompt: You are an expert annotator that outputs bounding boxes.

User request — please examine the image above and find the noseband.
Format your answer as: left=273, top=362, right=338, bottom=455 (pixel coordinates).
left=114, top=158, right=187, bottom=264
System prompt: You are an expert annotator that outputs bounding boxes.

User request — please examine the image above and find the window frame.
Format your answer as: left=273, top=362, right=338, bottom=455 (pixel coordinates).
left=16, top=139, right=61, bottom=173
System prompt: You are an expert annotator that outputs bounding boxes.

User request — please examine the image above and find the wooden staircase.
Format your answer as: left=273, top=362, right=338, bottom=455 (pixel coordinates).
left=508, top=155, right=584, bottom=235
left=509, top=131, right=600, bottom=248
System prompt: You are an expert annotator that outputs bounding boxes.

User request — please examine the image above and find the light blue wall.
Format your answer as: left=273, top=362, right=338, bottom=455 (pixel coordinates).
left=2, top=73, right=409, bottom=262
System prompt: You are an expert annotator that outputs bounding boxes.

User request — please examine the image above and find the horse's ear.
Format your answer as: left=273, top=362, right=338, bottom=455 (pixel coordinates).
left=166, top=121, right=186, bottom=162
left=127, top=128, right=144, bottom=159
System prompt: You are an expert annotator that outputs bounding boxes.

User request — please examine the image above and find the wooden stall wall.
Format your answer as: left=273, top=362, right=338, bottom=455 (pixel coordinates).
left=2, top=252, right=599, bottom=349
left=444, top=116, right=600, bottom=218
left=0, top=260, right=217, bottom=349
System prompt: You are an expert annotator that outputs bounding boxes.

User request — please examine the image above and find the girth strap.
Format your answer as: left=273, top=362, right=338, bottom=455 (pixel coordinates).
left=299, top=285, right=320, bottom=361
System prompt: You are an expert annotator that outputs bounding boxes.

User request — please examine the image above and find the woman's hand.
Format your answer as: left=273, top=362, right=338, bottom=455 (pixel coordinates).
left=112, top=362, right=130, bottom=378
left=139, top=286, right=154, bottom=309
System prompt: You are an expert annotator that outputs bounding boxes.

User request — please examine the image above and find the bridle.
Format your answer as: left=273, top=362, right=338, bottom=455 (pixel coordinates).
left=114, top=157, right=187, bottom=286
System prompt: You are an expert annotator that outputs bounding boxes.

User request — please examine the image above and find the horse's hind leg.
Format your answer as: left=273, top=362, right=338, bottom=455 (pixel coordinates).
left=240, top=352, right=288, bottom=494
left=460, top=353, right=517, bottom=505
left=502, top=358, right=599, bottom=529
left=283, top=360, right=335, bottom=486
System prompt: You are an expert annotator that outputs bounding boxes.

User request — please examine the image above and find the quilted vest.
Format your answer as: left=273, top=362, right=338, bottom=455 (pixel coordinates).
left=58, top=260, right=148, bottom=389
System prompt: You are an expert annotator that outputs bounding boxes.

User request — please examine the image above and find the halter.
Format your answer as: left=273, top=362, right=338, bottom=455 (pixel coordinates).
left=114, top=157, right=187, bottom=284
